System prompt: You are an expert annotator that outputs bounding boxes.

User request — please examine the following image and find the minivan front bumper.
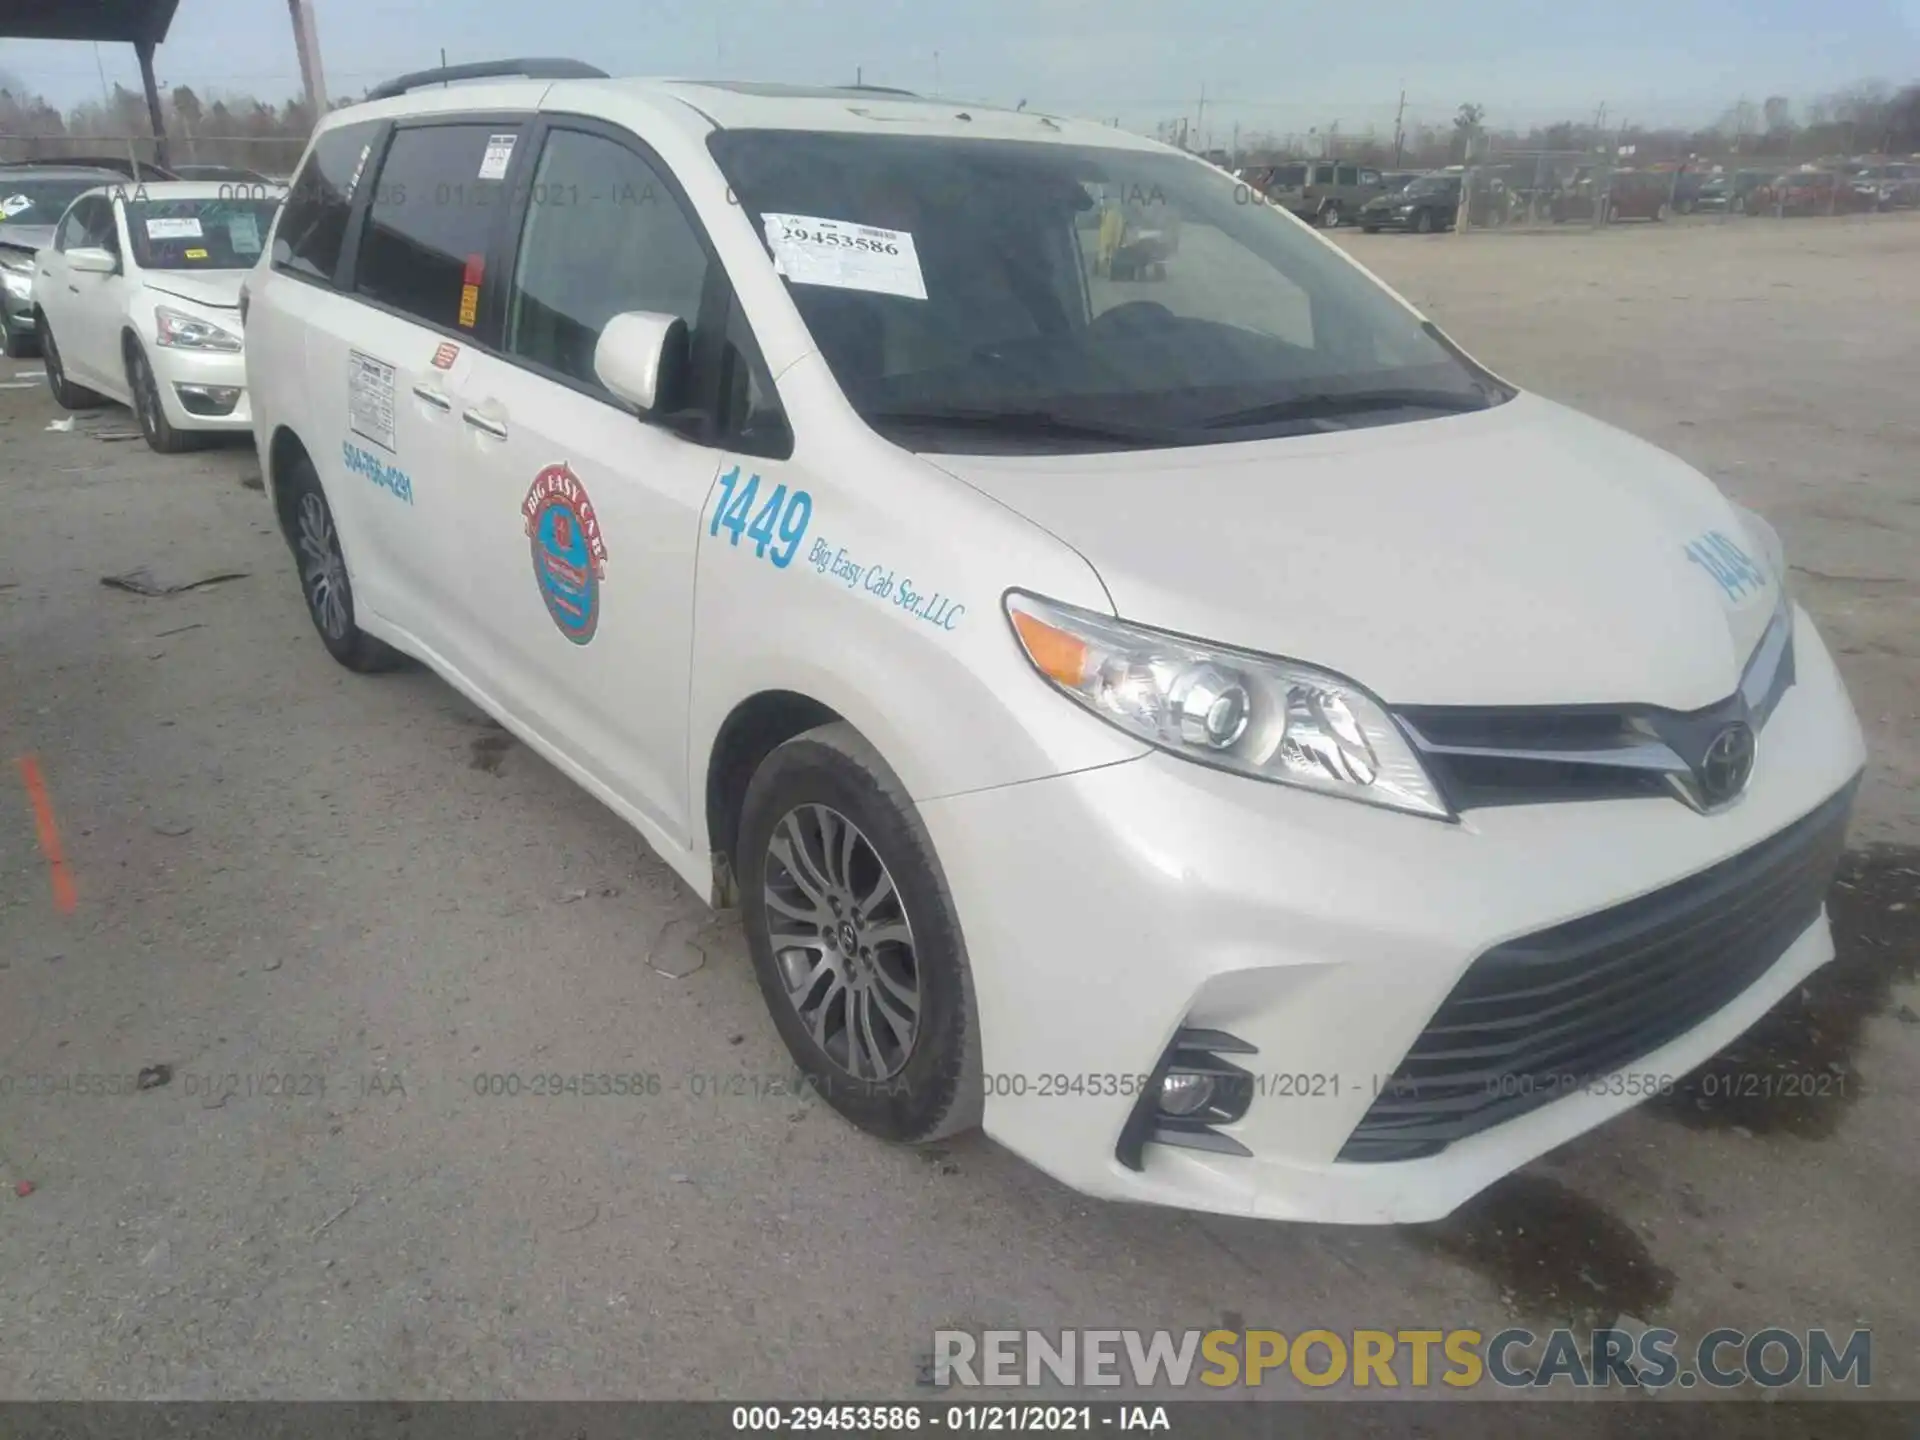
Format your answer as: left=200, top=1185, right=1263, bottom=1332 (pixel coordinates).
left=918, top=605, right=1865, bottom=1223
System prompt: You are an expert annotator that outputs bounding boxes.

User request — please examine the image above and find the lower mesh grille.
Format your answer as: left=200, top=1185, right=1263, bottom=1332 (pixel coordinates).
left=1339, top=779, right=1857, bottom=1162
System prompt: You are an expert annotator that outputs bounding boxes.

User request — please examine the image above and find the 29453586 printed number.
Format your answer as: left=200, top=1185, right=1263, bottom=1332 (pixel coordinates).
left=710, top=466, right=812, bottom=568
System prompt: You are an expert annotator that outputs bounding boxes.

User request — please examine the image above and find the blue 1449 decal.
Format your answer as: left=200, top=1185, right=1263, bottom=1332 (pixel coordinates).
left=710, top=466, right=811, bottom=568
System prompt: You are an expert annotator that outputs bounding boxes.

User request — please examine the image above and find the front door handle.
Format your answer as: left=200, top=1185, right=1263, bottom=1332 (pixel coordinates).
left=462, top=408, right=508, bottom=440
left=411, top=383, right=451, bottom=412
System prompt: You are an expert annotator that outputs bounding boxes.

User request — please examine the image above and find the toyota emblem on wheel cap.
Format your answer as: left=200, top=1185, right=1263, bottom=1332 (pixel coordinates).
left=1697, top=722, right=1757, bottom=806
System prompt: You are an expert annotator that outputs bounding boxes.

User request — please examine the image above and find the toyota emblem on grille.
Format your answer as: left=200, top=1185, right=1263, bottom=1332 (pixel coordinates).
left=1697, top=722, right=1757, bottom=806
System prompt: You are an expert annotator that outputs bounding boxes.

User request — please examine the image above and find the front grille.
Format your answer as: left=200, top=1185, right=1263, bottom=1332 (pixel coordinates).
left=1339, top=778, right=1856, bottom=1163
left=1397, top=601, right=1796, bottom=811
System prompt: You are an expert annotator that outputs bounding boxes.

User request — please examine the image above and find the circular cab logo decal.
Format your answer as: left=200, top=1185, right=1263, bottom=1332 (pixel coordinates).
left=521, top=463, right=609, bottom=644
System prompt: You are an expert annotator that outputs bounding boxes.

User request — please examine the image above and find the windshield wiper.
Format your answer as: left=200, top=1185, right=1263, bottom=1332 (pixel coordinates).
left=865, top=405, right=1182, bottom=447
left=1198, top=388, right=1492, bottom=431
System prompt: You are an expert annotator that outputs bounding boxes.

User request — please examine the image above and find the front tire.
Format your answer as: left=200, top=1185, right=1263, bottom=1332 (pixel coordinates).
left=1413, top=208, right=1435, bottom=234
left=41, top=321, right=105, bottom=409
left=0, top=312, right=35, bottom=359
left=284, top=454, right=402, bottom=673
left=1319, top=202, right=1342, bottom=229
left=127, top=344, right=195, bottom=454
left=738, top=722, right=982, bottom=1145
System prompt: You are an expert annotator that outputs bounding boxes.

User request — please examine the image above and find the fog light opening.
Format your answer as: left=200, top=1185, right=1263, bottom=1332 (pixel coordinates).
left=1157, top=1071, right=1216, bottom=1117
left=1116, top=1026, right=1258, bottom=1171
left=175, top=383, right=242, bottom=417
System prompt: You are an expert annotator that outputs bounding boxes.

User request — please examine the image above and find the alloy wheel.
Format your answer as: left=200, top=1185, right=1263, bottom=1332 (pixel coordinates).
left=763, top=803, right=921, bottom=1081
left=296, top=490, right=351, bottom=641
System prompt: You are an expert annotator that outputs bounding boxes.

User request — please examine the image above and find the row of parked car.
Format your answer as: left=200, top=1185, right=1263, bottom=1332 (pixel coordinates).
left=0, top=157, right=285, bottom=447
left=1230, top=157, right=1920, bottom=233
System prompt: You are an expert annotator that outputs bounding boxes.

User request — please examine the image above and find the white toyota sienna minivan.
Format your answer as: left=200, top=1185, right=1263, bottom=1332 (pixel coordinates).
left=244, top=61, right=1867, bottom=1223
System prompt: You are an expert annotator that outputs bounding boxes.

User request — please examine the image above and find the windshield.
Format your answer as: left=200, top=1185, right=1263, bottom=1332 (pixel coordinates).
left=0, top=179, right=97, bottom=224
left=709, top=132, right=1502, bottom=452
left=1404, top=177, right=1455, bottom=196
left=127, top=196, right=279, bottom=270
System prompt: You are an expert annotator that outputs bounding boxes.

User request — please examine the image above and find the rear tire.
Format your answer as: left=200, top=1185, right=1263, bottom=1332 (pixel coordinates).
left=127, top=344, right=195, bottom=454
left=737, top=721, right=982, bottom=1145
left=41, top=320, right=105, bottom=409
left=1319, top=202, right=1342, bottom=229
left=283, top=453, right=403, bottom=673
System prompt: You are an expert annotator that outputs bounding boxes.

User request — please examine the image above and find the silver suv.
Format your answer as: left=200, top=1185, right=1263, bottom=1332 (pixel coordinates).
left=1243, top=160, right=1387, bottom=229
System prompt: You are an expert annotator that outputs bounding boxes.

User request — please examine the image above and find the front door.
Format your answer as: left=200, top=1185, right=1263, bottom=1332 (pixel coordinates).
left=48, top=195, right=130, bottom=391
left=441, top=120, right=727, bottom=844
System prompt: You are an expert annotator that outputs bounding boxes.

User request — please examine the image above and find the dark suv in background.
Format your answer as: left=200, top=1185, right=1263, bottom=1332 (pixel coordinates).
left=1359, top=172, right=1462, bottom=233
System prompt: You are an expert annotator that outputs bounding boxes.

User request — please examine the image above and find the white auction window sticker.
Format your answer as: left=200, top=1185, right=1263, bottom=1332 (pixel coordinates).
left=347, top=350, right=397, bottom=453
left=145, top=216, right=204, bottom=239
left=478, top=134, right=517, bottom=181
left=228, top=212, right=262, bottom=255
left=761, top=212, right=927, bottom=301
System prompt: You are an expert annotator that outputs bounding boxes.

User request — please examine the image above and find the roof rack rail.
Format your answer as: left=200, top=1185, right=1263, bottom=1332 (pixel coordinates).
left=365, top=59, right=608, bottom=103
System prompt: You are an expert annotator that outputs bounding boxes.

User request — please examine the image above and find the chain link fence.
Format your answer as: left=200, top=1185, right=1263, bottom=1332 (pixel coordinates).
left=0, top=133, right=304, bottom=181
left=1450, top=151, right=1918, bottom=234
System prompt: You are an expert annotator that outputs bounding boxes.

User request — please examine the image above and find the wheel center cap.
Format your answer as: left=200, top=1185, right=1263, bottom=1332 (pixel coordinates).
left=837, top=920, right=859, bottom=953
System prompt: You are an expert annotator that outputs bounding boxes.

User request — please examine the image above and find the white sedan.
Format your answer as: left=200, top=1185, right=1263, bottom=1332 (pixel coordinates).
left=33, top=180, right=282, bottom=452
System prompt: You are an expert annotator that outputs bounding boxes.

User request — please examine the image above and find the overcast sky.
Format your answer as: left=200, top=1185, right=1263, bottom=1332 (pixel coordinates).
left=4, top=0, right=1918, bottom=141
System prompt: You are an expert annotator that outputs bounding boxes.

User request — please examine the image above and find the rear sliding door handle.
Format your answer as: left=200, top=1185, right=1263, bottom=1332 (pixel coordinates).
left=462, top=408, right=508, bottom=439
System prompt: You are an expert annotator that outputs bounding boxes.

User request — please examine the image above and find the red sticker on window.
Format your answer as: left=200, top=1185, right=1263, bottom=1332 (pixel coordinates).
left=463, top=253, right=485, bottom=286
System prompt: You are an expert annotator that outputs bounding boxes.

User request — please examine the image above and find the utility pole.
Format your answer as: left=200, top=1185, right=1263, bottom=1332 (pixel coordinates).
left=1196, top=84, right=1206, bottom=153
left=288, top=0, right=328, bottom=120
left=933, top=50, right=940, bottom=96
left=1392, top=86, right=1406, bottom=166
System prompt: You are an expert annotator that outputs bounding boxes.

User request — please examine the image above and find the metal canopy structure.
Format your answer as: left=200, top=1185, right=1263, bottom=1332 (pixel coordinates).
left=1, top=1, right=184, bottom=165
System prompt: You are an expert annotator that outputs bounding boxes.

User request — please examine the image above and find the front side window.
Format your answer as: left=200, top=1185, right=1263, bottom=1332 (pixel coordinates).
left=355, top=124, right=514, bottom=329
left=274, top=120, right=379, bottom=284
left=55, top=195, right=102, bottom=252
left=127, top=197, right=280, bottom=269
left=86, top=197, right=120, bottom=253
left=710, top=131, right=1504, bottom=452
left=503, top=128, right=710, bottom=391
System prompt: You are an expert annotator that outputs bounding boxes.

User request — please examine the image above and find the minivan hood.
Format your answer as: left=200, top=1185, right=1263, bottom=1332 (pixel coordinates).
left=926, top=394, right=1780, bottom=710
left=141, top=271, right=245, bottom=309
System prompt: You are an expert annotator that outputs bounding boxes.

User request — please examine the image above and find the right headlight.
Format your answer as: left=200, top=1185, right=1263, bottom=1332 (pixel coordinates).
left=1005, top=591, right=1450, bottom=819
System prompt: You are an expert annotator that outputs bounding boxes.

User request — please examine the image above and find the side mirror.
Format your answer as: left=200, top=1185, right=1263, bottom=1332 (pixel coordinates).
left=594, top=310, right=689, bottom=416
left=67, top=247, right=118, bottom=275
